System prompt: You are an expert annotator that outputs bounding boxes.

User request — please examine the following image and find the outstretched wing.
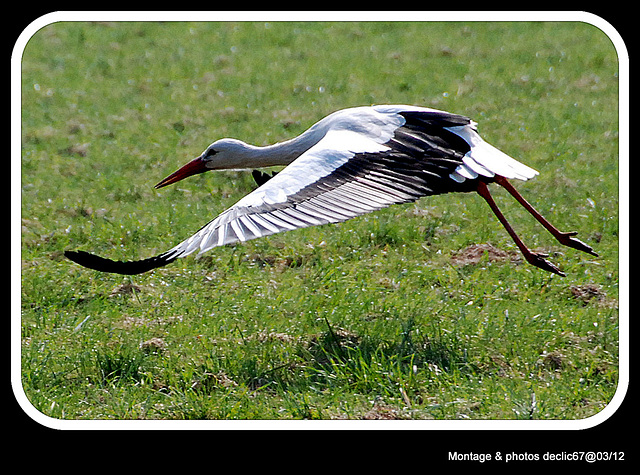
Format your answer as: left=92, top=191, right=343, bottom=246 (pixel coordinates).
left=166, top=121, right=480, bottom=259
left=65, top=107, right=537, bottom=274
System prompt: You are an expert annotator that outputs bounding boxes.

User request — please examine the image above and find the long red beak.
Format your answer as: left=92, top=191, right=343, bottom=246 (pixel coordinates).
left=155, top=156, right=208, bottom=189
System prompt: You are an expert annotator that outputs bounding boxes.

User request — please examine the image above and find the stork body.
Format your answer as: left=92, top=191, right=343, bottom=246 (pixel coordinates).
left=65, top=105, right=597, bottom=276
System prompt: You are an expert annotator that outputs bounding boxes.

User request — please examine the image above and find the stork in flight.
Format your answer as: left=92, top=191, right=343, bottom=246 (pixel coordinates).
left=65, top=105, right=597, bottom=276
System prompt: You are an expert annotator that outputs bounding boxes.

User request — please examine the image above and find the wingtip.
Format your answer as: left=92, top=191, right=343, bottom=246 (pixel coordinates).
left=64, top=250, right=92, bottom=264
left=65, top=249, right=181, bottom=275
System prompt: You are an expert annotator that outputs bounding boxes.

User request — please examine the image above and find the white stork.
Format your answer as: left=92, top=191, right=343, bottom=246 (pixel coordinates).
left=65, top=104, right=597, bottom=276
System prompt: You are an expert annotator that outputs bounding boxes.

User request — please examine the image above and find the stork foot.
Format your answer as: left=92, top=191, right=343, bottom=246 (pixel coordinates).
left=555, top=231, right=599, bottom=257
left=523, top=251, right=566, bottom=277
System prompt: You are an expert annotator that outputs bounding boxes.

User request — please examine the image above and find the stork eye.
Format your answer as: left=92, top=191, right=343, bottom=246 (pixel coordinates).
left=204, top=149, right=217, bottom=158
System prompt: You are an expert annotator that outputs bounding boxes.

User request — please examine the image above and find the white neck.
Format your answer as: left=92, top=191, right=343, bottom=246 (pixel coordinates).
left=240, top=126, right=324, bottom=168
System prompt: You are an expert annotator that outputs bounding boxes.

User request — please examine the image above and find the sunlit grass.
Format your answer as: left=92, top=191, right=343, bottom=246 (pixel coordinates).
left=21, top=21, right=619, bottom=421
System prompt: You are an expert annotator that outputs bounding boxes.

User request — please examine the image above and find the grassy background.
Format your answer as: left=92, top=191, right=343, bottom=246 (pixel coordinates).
left=21, top=21, right=619, bottom=420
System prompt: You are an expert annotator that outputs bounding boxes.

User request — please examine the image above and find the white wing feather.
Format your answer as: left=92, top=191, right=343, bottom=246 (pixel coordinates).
left=445, top=124, right=539, bottom=181
left=167, top=129, right=391, bottom=257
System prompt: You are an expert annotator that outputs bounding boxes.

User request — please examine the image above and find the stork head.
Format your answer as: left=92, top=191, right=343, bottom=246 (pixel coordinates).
left=155, top=138, right=253, bottom=189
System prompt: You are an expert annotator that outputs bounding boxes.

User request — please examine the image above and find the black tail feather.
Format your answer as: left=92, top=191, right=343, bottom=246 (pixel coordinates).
left=64, top=250, right=180, bottom=275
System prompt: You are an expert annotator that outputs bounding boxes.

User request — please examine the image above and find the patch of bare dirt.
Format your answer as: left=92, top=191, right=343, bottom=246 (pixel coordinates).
left=140, top=337, right=167, bottom=354
left=570, top=284, right=617, bottom=307
left=191, top=371, right=238, bottom=393
left=109, top=283, right=141, bottom=297
left=570, top=284, right=602, bottom=303
left=362, top=401, right=407, bottom=420
left=451, top=243, right=515, bottom=267
left=538, top=350, right=572, bottom=371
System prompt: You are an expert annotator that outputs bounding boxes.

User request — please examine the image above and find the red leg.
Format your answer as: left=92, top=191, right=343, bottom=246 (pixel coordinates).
left=494, top=175, right=598, bottom=257
left=476, top=181, right=566, bottom=276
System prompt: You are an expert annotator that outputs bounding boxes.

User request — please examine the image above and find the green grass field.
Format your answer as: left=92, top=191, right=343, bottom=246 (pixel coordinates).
left=20, top=20, right=619, bottom=421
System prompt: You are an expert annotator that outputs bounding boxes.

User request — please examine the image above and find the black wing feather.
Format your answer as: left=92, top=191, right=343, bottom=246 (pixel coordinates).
left=64, top=250, right=180, bottom=275
left=252, top=170, right=279, bottom=186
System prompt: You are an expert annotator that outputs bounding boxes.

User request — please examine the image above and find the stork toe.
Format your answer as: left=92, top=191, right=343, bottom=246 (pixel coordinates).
left=557, top=232, right=599, bottom=257
left=525, top=252, right=566, bottom=277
